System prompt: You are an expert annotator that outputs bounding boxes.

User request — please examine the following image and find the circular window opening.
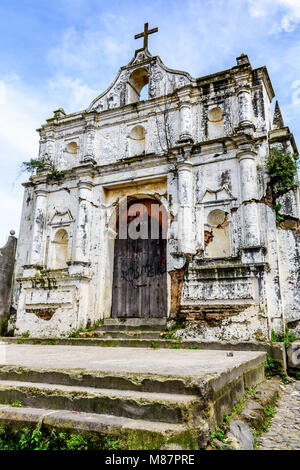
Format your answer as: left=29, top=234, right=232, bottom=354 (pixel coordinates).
left=66, top=142, right=78, bottom=155
left=208, top=107, right=223, bottom=123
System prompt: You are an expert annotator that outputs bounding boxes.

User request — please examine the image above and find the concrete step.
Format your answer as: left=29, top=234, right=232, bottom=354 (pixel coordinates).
left=97, top=324, right=166, bottom=331
left=102, top=318, right=167, bottom=330
left=0, top=405, right=193, bottom=450
left=0, top=380, right=200, bottom=425
left=86, top=330, right=163, bottom=340
left=4, top=337, right=191, bottom=348
left=0, top=337, right=286, bottom=371
left=0, top=365, right=200, bottom=395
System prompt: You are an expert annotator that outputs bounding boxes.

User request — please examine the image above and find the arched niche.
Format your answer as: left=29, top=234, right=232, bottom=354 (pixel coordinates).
left=51, top=229, right=69, bottom=269
left=127, top=68, right=149, bottom=104
left=204, top=209, right=230, bottom=258
left=129, top=125, right=146, bottom=156
left=207, top=106, right=224, bottom=139
left=66, top=141, right=78, bottom=156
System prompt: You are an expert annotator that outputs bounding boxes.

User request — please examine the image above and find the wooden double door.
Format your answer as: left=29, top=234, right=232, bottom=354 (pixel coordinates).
left=111, top=199, right=167, bottom=318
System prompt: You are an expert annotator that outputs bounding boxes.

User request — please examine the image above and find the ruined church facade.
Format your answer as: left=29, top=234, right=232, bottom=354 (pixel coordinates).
left=13, top=39, right=300, bottom=341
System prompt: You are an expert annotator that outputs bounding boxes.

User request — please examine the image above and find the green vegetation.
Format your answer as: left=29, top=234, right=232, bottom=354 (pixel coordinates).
left=252, top=428, right=259, bottom=450
left=266, top=149, right=298, bottom=193
left=10, top=401, right=23, bottom=408
left=31, top=269, right=58, bottom=290
left=0, top=424, right=121, bottom=450
left=210, top=387, right=255, bottom=445
left=270, top=327, right=297, bottom=348
left=210, top=422, right=231, bottom=445
left=274, top=203, right=284, bottom=222
left=69, top=319, right=104, bottom=338
left=41, top=339, right=58, bottom=346
left=150, top=341, right=158, bottom=349
left=0, top=424, right=198, bottom=451
left=281, top=374, right=292, bottom=385
left=21, top=158, right=66, bottom=182
left=264, top=352, right=291, bottom=383
left=21, top=331, right=30, bottom=338
left=261, top=402, right=278, bottom=433
left=295, top=372, right=300, bottom=380
left=21, top=159, right=46, bottom=175
left=210, top=387, right=281, bottom=450
left=162, top=319, right=184, bottom=340
left=252, top=394, right=280, bottom=448
left=163, top=331, right=181, bottom=340
left=264, top=352, right=282, bottom=379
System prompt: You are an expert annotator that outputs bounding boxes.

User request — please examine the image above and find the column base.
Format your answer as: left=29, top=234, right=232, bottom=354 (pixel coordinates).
left=176, top=136, right=194, bottom=145
left=67, top=261, right=91, bottom=276
left=241, top=246, right=266, bottom=264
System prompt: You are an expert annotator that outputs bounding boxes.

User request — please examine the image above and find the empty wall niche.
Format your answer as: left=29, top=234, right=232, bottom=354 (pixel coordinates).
left=205, top=209, right=230, bottom=258
left=51, top=229, right=69, bottom=269
left=207, top=106, right=224, bottom=139
left=129, top=125, right=146, bottom=156
left=127, top=68, right=149, bottom=104
left=66, top=141, right=78, bottom=156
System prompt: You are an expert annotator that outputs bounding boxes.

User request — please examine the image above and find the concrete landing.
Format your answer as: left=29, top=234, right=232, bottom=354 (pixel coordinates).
left=0, top=343, right=266, bottom=449
left=0, top=343, right=264, bottom=377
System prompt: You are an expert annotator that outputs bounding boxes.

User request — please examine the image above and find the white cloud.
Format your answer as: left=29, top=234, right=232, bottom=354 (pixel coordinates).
left=47, top=22, right=132, bottom=82
left=0, top=77, right=42, bottom=157
left=0, top=188, right=23, bottom=246
left=292, top=80, right=300, bottom=105
left=48, top=75, right=97, bottom=111
left=247, top=0, right=300, bottom=32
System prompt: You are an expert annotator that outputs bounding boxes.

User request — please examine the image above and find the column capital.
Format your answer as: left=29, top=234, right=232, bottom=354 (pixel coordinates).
left=237, top=85, right=251, bottom=95
left=177, top=86, right=192, bottom=102
left=77, top=180, right=94, bottom=191
left=178, top=99, right=191, bottom=110
left=84, top=112, right=97, bottom=126
left=177, top=160, right=193, bottom=172
left=237, top=149, right=257, bottom=161
left=34, top=183, right=48, bottom=197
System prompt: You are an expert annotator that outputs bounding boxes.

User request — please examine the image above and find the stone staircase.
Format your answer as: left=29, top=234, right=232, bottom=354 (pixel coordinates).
left=0, top=339, right=267, bottom=450
left=89, top=318, right=167, bottom=341
left=0, top=360, right=207, bottom=450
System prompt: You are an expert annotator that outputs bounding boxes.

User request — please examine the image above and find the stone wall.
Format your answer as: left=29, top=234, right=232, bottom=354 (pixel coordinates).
left=0, top=232, right=17, bottom=334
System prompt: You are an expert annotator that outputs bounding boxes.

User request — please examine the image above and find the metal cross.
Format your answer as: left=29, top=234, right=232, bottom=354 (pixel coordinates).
left=134, top=22, right=158, bottom=50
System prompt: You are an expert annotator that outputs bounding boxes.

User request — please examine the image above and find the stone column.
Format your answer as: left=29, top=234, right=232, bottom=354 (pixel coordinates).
left=177, top=156, right=194, bottom=253
left=74, top=180, right=93, bottom=264
left=238, top=149, right=260, bottom=248
left=179, top=102, right=192, bottom=141
left=31, top=186, right=48, bottom=266
left=82, top=117, right=97, bottom=164
left=177, top=89, right=193, bottom=142
left=237, top=87, right=252, bottom=127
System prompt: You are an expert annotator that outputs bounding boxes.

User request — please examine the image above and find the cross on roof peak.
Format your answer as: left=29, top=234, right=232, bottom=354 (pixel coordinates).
left=134, top=22, right=158, bottom=50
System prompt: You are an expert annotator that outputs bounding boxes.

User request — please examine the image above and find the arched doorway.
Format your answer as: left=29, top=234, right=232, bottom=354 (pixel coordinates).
left=111, top=198, right=167, bottom=318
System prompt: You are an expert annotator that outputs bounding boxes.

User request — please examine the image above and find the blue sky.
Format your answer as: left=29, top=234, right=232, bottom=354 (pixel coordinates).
left=0, top=0, right=299, bottom=244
